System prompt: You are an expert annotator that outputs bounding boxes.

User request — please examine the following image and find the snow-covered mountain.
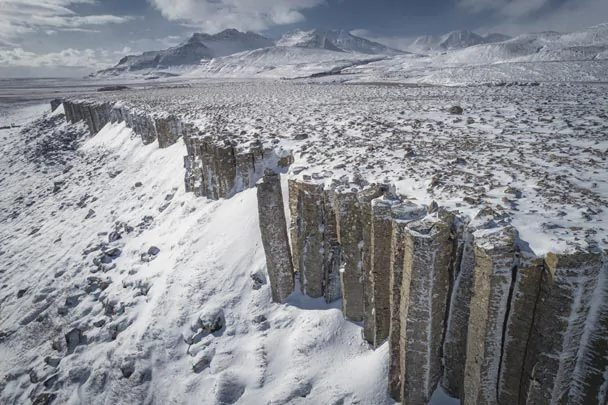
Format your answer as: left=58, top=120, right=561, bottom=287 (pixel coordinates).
left=277, top=29, right=405, bottom=55
left=409, top=30, right=512, bottom=52
left=94, top=29, right=275, bottom=77
left=187, top=46, right=385, bottom=79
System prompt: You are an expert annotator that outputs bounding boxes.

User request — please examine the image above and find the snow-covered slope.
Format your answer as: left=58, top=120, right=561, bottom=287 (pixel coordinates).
left=94, top=29, right=274, bottom=77
left=187, top=46, right=386, bottom=79
left=409, top=30, right=511, bottom=52
left=277, top=29, right=405, bottom=55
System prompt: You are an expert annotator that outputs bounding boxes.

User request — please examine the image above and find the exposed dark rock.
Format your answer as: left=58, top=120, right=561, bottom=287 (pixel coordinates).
left=44, top=357, right=61, bottom=368
left=448, top=106, right=464, bottom=115
left=65, top=328, right=85, bottom=353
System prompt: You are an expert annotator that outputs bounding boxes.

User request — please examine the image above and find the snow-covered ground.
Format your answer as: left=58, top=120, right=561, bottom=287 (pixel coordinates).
left=0, top=102, right=462, bottom=404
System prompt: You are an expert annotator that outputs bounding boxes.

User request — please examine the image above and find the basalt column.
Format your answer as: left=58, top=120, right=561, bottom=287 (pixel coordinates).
left=156, top=115, right=182, bottom=148
left=399, top=214, right=454, bottom=405
left=567, top=256, right=608, bottom=405
left=441, top=225, right=474, bottom=399
left=334, top=188, right=364, bottom=321
left=387, top=202, right=426, bottom=401
left=288, top=180, right=341, bottom=302
left=521, top=250, right=603, bottom=405
left=496, top=250, right=543, bottom=405
left=257, top=170, right=295, bottom=303
left=464, top=227, right=517, bottom=405
left=358, top=185, right=389, bottom=343
left=322, top=186, right=342, bottom=303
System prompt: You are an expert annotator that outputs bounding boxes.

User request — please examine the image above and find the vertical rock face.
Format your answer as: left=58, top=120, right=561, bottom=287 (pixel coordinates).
left=155, top=115, right=182, bottom=148
left=322, top=187, right=342, bottom=303
left=399, top=214, right=454, bottom=405
left=388, top=203, right=426, bottom=401
left=257, top=170, right=294, bottom=303
left=289, top=181, right=326, bottom=298
left=358, top=185, right=389, bottom=343
left=441, top=226, right=474, bottom=399
left=496, top=251, right=543, bottom=405
left=464, top=227, right=517, bottom=405
left=335, top=188, right=364, bottom=321
left=51, top=99, right=62, bottom=112
left=568, top=258, right=608, bottom=405
left=287, top=180, right=342, bottom=302
left=522, top=250, right=603, bottom=405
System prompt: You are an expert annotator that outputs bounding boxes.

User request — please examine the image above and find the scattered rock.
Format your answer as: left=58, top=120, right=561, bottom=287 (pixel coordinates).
left=120, top=363, right=135, bottom=379
left=134, top=182, right=143, bottom=188
left=93, top=319, right=106, bottom=328
left=294, top=134, right=308, bottom=140
left=448, top=106, right=464, bottom=115
left=65, top=328, right=85, bottom=353
left=33, top=393, right=57, bottom=405
left=17, top=288, right=28, bottom=298
left=44, top=357, right=61, bottom=368
left=250, top=271, right=267, bottom=290
left=85, top=209, right=95, bottom=220
left=148, top=246, right=160, bottom=256
left=43, top=374, right=58, bottom=389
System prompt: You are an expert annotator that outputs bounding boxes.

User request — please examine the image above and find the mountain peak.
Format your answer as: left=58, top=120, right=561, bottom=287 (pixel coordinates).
left=277, top=28, right=405, bottom=55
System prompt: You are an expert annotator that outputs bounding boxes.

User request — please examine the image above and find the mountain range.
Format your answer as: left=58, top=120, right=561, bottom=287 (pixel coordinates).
left=92, top=24, right=608, bottom=82
left=409, top=30, right=512, bottom=52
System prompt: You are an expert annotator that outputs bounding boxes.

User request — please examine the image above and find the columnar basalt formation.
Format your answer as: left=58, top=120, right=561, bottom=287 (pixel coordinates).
left=358, top=185, right=390, bottom=343
left=334, top=187, right=365, bottom=321
left=441, top=229, right=475, bottom=399
left=388, top=202, right=426, bottom=400
left=52, top=89, right=608, bottom=405
left=59, top=99, right=285, bottom=202
left=256, top=170, right=295, bottom=303
left=521, top=250, right=604, bottom=405
left=464, top=227, right=518, bottom=405
left=288, top=180, right=342, bottom=301
left=399, top=214, right=454, bottom=405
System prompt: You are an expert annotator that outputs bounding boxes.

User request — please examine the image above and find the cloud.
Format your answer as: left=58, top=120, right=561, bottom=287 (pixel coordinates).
left=148, top=0, right=327, bottom=33
left=463, top=0, right=608, bottom=35
left=458, top=0, right=549, bottom=18
left=0, top=46, right=124, bottom=69
left=0, top=0, right=132, bottom=47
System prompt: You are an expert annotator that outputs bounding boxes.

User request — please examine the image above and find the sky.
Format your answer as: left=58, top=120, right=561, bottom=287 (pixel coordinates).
left=0, top=0, right=606, bottom=77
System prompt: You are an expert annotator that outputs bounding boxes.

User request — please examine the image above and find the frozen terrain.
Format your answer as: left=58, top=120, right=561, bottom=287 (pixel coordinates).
left=0, top=102, right=428, bottom=405
left=1, top=76, right=607, bottom=404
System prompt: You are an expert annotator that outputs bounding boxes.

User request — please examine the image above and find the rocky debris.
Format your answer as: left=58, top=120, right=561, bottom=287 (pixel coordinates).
left=43, top=374, right=58, bottom=389
left=256, top=170, right=294, bottom=303
left=448, top=105, right=464, bottom=115
left=141, top=246, right=160, bottom=262
left=65, top=328, right=85, bottom=353
left=120, top=363, right=135, bottom=378
left=17, top=288, right=28, bottom=298
left=250, top=270, right=267, bottom=290
left=185, top=309, right=226, bottom=345
left=33, top=393, right=57, bottom=405
left=44, top=357, right=61, bottom=368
